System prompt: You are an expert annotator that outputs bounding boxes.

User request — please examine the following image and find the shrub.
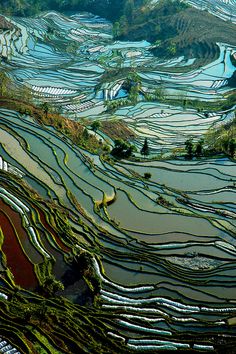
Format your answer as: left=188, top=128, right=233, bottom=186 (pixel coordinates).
left=144, top=172, right=152, bottom=179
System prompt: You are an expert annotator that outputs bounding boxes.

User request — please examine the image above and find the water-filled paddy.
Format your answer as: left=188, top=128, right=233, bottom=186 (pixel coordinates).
left=0, top=203, right=38, bottom=289
left=0, top=5, right=236, bottom=352
left=1, top=107, right=234, bottom=342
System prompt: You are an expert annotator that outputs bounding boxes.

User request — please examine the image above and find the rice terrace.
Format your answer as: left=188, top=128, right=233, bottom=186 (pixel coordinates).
left=0, top=0, right=236, bottom=353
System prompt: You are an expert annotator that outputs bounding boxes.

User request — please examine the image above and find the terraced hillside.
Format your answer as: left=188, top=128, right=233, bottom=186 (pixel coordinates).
left=185, top=0, right=236, bottom=23
left=0, top=106, right=236, bottom=353
left=0, top=111, right=130, bottom=353
left=149, top=0, right=236, bottom=23
left=0, top=2, right=236, bottom=353
left=0, top=10, right=235, bottom=152
left=116, top=2, right=236, bottom=65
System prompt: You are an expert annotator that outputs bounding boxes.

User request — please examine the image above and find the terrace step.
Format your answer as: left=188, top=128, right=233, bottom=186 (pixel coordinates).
left=0, top=340, right=21, bottom=354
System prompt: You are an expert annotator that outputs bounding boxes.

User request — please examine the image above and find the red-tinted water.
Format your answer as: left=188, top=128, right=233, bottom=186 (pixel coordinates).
left=0, top=207, right=38, bottom=289
left=0, top=200, right=43, bottom=263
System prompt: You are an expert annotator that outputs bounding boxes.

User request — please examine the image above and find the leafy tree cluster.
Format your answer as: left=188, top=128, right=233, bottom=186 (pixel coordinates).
left=105, top=98, right=129, bottom=112
left=40, top=275, right=64, bottom=297
left=144, top=172, right=151, bottom=179
left=184, top=138, right=204, bottom=159
left=184, top=133, right=235, bottom=160
left=111, top=139, right=136, bottom=159
left=124, top=71, right=141, bottom=103
left=91, top=120, right=101, bottom=132
left=205, top=115, right=236, bottom=158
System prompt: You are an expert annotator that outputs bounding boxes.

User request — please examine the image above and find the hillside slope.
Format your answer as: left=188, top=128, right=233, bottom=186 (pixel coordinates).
left=115, top=1, right=236, bottom=63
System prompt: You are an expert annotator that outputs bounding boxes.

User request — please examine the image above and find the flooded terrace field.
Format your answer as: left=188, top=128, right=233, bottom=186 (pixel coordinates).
left=0, top=10, right=235, bottom=151
left=0, top=4, right=236, bottom=353
left=0, top=106, right=236, bottom=351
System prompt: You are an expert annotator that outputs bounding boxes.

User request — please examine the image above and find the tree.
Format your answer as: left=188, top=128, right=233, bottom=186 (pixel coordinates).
left=195, top=139, right=204, bottom=157
left=167, top=41, right=177, bottom=56
left=91, top=120, right=101, bottom=132
left=114, top=15, right=128, bottom=37
left=185, top=138, right=193, bottom=159
left=111, top=139, right=128, bottom=157
left=111, top=139, right=135, bottom=159
left=82, top=128, right=90, bottom=140
left=73, top=251, right=93, bottom=274
left=41, top=102, right=50, bottom=118
left=126, top=144, right=136, bottom=157
left=144, top=172, right=151, bottom=179
left=229, top=139, right=235, bottom=157
left=41, top=275, right=64, bottom=297
left=140, top=138, right=150, bottom=156
left=113, top=21, right=121, bottom=37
